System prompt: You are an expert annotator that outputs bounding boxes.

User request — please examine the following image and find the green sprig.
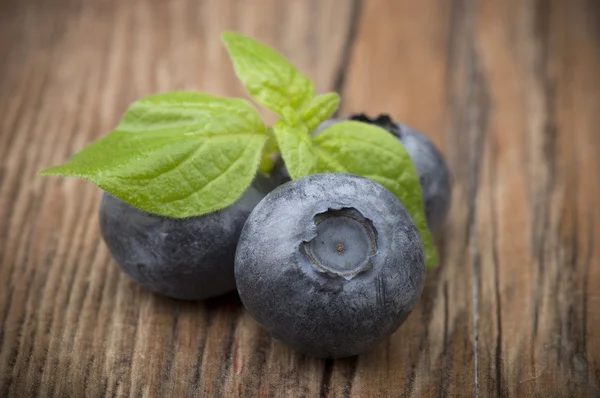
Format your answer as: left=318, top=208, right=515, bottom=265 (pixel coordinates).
left=40, top=32, right=439, bottom=267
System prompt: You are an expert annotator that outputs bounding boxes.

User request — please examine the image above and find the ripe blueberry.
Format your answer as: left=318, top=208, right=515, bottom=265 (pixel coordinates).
left=99, top=174, right=275, bottom=301
left=235, top=173, right=426, bottom=358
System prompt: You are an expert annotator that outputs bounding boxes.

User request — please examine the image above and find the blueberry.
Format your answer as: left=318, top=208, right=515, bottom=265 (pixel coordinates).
left=99, top=174, right=276, bottom=301
left=272, top=114, right=452, bottom=235
left=235, top=174, right=426, bottom=358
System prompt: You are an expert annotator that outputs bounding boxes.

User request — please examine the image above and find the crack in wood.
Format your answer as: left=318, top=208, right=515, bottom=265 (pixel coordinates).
left=332, top=0, right=363, bottom=100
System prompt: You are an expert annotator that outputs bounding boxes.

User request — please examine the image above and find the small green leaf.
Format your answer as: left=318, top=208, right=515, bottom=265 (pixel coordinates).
left=40, top=91, right=268, bottom=218
left=313, top=121, right=438, bottom=268
left=272, top=120, right=318, bottom=179
left=300, top=93, right=340, bottom=132
left=221, top=31, right=315, bottom=116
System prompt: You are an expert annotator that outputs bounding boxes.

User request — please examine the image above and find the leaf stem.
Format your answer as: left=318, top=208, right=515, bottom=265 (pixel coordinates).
left=259, top=127, right=280, bottom=174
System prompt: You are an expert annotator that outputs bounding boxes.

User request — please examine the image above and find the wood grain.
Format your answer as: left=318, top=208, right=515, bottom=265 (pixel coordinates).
left=0, top=0, right=598, bottom=396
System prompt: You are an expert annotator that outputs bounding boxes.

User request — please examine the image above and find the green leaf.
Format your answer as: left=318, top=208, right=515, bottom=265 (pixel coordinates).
left=271, top=120, right=317, bottom=179
left=40, top=91, right=268, bottom=218
left=300, top=93, right=340, bottom=133
left=221, top=31, right=315, bottom=116
left=313, top=121, right=438, bottom=268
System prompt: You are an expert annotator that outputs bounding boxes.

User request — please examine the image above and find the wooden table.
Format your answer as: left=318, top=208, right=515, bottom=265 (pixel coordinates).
left=1, top=0, right=599, bottom=396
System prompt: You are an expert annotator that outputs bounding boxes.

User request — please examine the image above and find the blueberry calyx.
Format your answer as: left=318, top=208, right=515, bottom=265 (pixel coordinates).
left=301, top=207, right=377, bottom=280
left=349, top=113, right=403, bottom=138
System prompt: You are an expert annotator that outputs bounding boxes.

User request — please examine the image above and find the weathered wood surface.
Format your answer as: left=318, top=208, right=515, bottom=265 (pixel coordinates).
left=0, top=0, right=598, bottom=396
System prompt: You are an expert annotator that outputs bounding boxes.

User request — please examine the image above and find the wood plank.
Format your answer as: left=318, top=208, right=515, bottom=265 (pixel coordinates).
left=338, top=0, right=479, bottom=396
left=472, top=0, right=600, bottom=396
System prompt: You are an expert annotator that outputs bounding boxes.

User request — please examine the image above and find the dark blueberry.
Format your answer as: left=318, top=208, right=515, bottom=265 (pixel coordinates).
left=235, top=173, right=426, bottom=358
left=271, top=114, right=452, bottom=235
left=99, top=174, right=276, bottom=301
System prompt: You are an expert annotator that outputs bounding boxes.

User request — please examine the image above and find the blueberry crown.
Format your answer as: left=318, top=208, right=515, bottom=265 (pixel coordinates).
left=349, top=113, right=402, bottom=138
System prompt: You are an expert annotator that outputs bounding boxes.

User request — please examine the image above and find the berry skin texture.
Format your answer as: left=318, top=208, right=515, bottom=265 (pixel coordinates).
left=99, top=175, right=275, bottom=301
left=235, top=173, right=426, bottom=358
left=272, top=114, right=452, bottom=235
